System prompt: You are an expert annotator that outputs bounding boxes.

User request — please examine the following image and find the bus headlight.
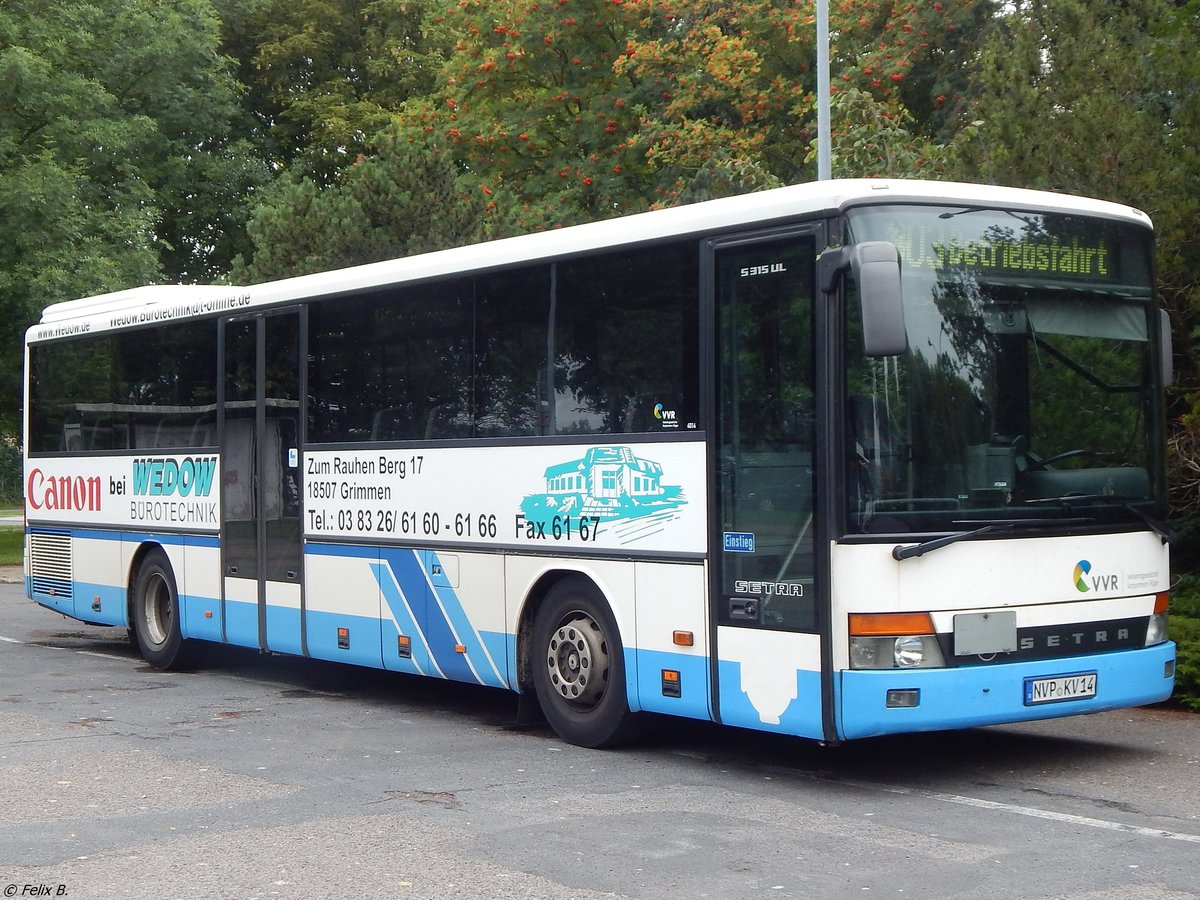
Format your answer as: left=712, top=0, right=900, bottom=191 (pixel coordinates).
left=849, top=636, right=889, bottom=669
left=894, top=635, right=930, bottom=668
left=848, top=614, right=946, bottom=670
left=1146, top=592, right=1169, bottom=646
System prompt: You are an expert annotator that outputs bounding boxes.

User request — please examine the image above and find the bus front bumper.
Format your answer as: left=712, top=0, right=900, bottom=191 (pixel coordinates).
left=837, top=641, right=1176, bottom=740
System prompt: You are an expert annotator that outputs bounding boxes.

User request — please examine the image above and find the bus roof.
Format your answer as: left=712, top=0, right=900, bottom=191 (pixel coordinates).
left=35, top=178, right=1152, bottom=330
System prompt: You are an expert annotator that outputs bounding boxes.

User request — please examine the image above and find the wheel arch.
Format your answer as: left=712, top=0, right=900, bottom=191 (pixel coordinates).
left=514, top=565, right=635, bottom=695
left=515, top=568, right=579, bottom=694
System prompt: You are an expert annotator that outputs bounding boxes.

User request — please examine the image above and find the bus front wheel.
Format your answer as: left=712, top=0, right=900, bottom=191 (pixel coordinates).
left=532, top=577, right=637, bottom=748
left=131, top=550, right=197, bottom=670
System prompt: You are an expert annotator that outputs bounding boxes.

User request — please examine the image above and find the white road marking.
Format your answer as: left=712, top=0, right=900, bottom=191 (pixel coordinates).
left=849, top=778, right=1200, bottom=844
left=928, top=790, right=1200, bottom=843
left=0, top=635, right=125, bottom=662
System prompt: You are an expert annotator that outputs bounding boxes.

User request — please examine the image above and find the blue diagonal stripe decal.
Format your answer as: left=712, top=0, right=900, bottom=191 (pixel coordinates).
left=370, top=561, right=435, bottom=677
left=425, top=551, right=507, bottom=688
left=379, top=548, right=478, bottom=685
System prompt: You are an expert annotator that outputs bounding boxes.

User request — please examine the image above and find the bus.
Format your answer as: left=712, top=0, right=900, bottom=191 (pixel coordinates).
left=22, top=179, right=1176, bottom=747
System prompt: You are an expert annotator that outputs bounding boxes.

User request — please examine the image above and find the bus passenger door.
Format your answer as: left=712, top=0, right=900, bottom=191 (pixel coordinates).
left=220, top=310, right=304, bottom=654
left=711, top=231, right=826, bottom=740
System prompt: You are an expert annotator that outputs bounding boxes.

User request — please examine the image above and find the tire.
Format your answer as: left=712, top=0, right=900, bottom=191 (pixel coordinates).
left=531, top=576, right=638, bottom=748
left=131, top=550, right=198, bottom=670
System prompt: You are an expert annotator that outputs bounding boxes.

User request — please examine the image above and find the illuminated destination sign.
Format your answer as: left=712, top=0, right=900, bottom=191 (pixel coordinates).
left=891, top=227, right=1113, bottom=279
left=848, top=207, right=1142, bottom=284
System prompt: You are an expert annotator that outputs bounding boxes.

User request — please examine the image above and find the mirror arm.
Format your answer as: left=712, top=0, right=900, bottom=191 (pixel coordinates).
left=818, top=246, right=850, bottom=295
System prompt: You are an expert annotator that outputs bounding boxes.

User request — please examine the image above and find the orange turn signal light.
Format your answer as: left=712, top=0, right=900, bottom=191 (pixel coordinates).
left=849, top=612, right=936, bottom=636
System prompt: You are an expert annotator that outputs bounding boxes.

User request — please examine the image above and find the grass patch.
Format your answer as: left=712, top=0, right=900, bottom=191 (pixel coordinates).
left=0, top=527, right=21, bottom=566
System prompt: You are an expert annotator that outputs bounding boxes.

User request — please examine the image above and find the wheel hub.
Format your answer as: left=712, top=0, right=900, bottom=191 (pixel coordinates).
left=144, top=573, right=171, bottom=648
left=546, top=613, right=609, bottom=708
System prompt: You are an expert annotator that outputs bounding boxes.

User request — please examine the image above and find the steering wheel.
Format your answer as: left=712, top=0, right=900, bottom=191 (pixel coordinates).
left=1026, top=448, right=1094, bottom=471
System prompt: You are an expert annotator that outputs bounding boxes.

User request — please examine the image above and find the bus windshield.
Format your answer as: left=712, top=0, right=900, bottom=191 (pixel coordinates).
left=844, top=204, right=1165, bottom=535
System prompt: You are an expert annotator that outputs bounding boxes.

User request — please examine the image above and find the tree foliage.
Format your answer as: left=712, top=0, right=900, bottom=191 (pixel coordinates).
left=232, top=134, right=484, bottom=282
left=384, top=0, right=987, bottom=231
left=0, top=0, right=261, bottom=432
left=216, top=0, right=443, bottom=184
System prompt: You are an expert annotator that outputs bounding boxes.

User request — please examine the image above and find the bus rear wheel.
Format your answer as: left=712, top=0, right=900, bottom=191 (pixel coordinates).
left=532, top=577, right=637, bottom=748
left=131, top=550, right=198, bottom=670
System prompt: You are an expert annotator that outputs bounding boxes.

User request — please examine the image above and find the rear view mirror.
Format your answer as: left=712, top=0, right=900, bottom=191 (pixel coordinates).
left=853, top=242, right=907, bottom=357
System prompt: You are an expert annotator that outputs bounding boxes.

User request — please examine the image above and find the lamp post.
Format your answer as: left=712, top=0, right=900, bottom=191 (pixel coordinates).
left=816, top=0, right=832, bottom=180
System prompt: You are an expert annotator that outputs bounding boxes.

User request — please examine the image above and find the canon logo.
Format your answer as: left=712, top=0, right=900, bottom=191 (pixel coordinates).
left=27, top=469, right=102, bottom=512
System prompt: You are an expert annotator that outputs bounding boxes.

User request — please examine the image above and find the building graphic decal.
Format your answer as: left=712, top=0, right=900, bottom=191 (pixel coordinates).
left=519, top=446, right=687, bottom=544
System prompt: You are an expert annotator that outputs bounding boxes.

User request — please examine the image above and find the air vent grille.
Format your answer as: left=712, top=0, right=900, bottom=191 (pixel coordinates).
left=29, top=530, right=73, bottom=602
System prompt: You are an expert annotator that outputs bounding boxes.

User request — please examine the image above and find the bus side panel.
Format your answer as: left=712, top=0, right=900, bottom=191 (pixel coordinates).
left=370, top=549, right=434, bottom=677
left=305, top=543, right=510, bottom=687
left=304, top=544, right=384, bottom=669
left=377, top=545, right=480, bottom=684
left=72, top=531, right=127, bottom=626
left=223, top=576, right=260, bottom=650
left=180, top=537, right=222, bottom=642
left=715, top=626, right=824, bottom=739
left=424, top=549, right=508, bottom=689
left=633, top=561, right=712, bottom=721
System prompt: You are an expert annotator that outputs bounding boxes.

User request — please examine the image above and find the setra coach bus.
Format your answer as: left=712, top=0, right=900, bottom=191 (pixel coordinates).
left=22, top=179, right=1176, bottom=747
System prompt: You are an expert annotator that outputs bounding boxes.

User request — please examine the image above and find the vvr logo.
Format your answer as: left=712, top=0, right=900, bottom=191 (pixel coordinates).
left=1074, top=559, right=1119, bottom=593
left=653, top=403, right=676, bottom=423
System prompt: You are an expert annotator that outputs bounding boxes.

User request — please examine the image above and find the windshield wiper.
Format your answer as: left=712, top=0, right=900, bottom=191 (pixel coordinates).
left=892, top=523, right=1013, bottom=561
left=891, top=515, right=1102, bottom=561
left=1026, top=494, right=1174, bottom=544
left=1124, top=503, right=1175, bottom=544
left=1024, top=493, right=1123, bottom=507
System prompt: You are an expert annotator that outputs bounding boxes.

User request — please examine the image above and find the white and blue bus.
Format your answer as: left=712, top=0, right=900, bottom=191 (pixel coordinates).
left=23, top=179, right=1176, bottom=747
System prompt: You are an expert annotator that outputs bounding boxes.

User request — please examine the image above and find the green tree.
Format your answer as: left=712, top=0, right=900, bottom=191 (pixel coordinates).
left=621, top=0, right=990, bottom=188
left=0, top=0, right=263, bottom=433
left=396, top=0, right=673, bottom=232
left=216, top=0, right=442, bottom=185
left=394, top=0, right=988, bottom=231
left=812, top=87, right=978, bottom=177
left=232, top=133, right=484, bottom=281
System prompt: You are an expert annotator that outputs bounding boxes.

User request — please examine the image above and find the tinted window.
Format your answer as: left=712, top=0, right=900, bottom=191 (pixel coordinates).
left=306, top=242, right=700, bottom=445
left=29, top=320, right=217, bottom=452
left=553, top=243, right=700, bottom=434
left=308, top=280, right=474, bottom=443
left=475, top=266, right=551, bottom=437
left=716, top=237, right=818, bottom=631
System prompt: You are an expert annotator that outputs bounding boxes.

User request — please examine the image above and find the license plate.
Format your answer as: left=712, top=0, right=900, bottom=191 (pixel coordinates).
left=1024, top=672, right=1097, bottom=705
